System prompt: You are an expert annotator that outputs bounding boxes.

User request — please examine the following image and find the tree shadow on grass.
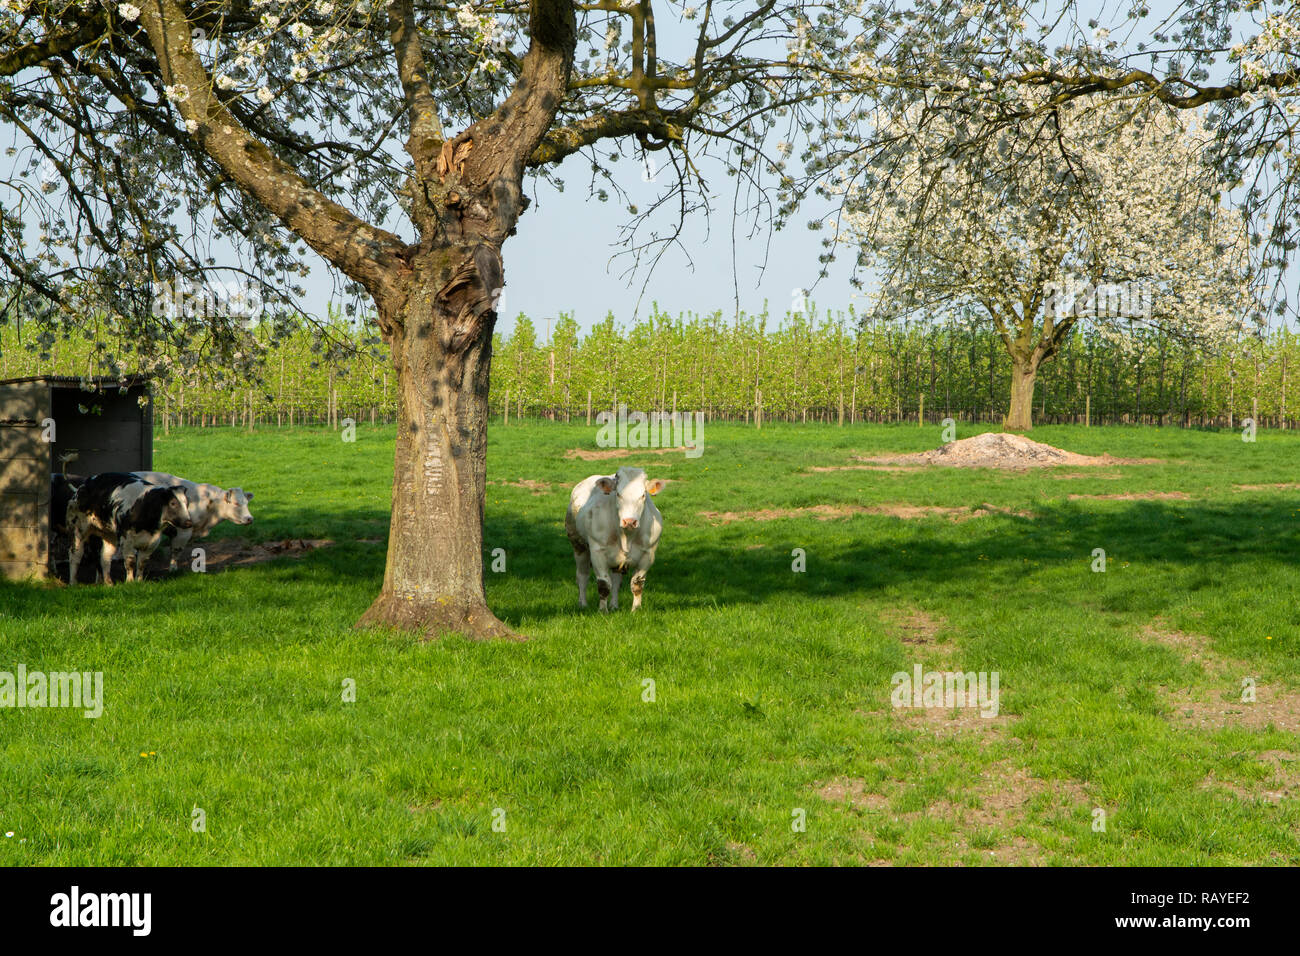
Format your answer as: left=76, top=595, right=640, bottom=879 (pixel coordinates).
left=483, top=496, right=1300, bottom=624
left=4, top=498, right=1296, bottom=631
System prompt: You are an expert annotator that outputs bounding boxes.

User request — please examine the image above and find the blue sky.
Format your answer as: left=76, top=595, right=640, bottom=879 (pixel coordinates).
left=497, top=150, right=860, bottom=337
left=4, top=2, right=1291, bottom=341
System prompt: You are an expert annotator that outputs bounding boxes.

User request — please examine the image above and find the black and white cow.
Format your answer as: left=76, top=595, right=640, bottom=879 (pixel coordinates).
left=565, top=466, right=666, bottom=612
left=67, top=473, right=194, bottom=586
left=131, top=471, right=254, bottom=571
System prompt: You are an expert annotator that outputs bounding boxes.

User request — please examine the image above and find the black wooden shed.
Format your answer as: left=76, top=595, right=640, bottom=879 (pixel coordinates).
left=0, top=375, right=153, bottom=579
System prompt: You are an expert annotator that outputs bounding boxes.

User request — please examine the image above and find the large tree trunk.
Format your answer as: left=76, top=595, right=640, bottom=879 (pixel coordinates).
left=1005, top=355, right=1039, bottom=430
left=357, top=255, right=517, bottom=641
left=138, top=0, right=577, bottom=641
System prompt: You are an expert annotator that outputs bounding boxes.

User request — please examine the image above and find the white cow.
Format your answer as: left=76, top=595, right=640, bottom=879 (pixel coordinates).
left=565, top=466, right=666, bottom=612
left=132, top=471, right=255, bottom=571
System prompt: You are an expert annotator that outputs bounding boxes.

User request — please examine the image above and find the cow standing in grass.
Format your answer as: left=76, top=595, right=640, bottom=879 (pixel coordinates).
left=132, top=472, right=255, bottom=572
left=67, top=473, right=194, bottom=585
left=565, top=466, right=666, bottom=612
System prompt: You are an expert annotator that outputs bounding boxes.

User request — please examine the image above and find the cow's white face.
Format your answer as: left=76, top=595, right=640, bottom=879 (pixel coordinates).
left=218, top=488, right=255, bottom=525
left=610, top=466, right=665, bottom=530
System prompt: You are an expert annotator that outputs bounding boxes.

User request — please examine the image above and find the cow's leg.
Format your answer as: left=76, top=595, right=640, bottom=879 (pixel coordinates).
left=99, top=537, right=118, bottom=586
left=134, top=534, right=163, bottom=581
left=630, top=554, right=655, bottom=611
left=609, top=570, right=622, bottom=611
left=170, top=527, right=193, bottom=572
left=68, top=524, right=85, bottom=587
left=630, top=569, right=648, bottom=611
left=574, top=548, right=592, bottom=609
left=590, top=551, right=615, bottom=613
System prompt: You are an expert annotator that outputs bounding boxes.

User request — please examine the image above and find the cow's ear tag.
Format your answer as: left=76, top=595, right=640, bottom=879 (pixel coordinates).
left=646, top=479, right=666, bottom=495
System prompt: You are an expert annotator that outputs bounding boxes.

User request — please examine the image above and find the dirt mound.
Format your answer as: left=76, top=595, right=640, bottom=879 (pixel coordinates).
left=855, top=433, right=1157, bottom=470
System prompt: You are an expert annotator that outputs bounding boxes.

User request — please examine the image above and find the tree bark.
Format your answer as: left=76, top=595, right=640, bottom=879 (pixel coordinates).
left=357, top=258, right=517, bottom=640
left=1006, top=354, right=1039, bottom=430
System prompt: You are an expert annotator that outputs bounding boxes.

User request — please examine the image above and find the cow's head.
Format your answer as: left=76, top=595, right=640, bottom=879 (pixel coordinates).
left=606, top=466, right=666, bottom=530
left=218, top=487, right=255, bottom=525
left=161, top=487, right=194, bottom=529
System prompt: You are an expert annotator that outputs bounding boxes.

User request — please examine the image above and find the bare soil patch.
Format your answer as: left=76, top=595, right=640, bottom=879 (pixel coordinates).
left=818, top=777, right=891, bottom=810
left=1201, top=751, right=1300, bottom=804
left=886, top=707, right=1020, bottom=737
left=490, top=478, right=554, bottom=495
left=697, top=502, right=1030, bottom=525
left=1048, top=472, right=1126, bottom=480
left=852, top=432, right=1159, bottom=470
left=564, top=447, right=688, bottom=461
left=805, top=464, right=923, bottom=473
left=880, top=607, right=946, bottom=645
left=1140, top=621, right=1222, bottom=671
left=1234, top=483, right=1300, bottom=492
left=1068, top=491, right=1191, bottom=502
left=817, top=758, right=1088, bottom=865
left=1163, top=683, right=1300, bottom=734
left=1142, top=619, right=1300, bottom=733
left=145, top=537, right=334, bottom=575
left=878, top=607, right=958, bottom=668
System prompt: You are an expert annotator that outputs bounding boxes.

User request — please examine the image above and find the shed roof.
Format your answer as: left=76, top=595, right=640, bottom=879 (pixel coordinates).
left=0, top=375, right=151, bottom=388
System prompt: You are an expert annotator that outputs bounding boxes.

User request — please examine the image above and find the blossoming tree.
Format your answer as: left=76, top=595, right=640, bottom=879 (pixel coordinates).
left=836, top=103, right=1257, bottom=430
left=797, top=2, right=1300, bottom=316
left=3, top=1, right=1296, bottom=634
left=0, top=0, right=872, bottom=638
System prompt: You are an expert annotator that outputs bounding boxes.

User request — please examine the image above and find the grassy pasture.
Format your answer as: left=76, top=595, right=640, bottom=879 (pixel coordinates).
left=1, top=420, right=1298, bottom=865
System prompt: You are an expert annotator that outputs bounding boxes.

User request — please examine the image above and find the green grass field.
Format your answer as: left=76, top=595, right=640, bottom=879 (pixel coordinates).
left=2, top=420, right=1299, bottom=865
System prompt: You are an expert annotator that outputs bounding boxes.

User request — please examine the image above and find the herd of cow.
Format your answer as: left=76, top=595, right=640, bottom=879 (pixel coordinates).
left=50, top=462, right=666, bottom=611
left=51, top=471, right=254, bottom=585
